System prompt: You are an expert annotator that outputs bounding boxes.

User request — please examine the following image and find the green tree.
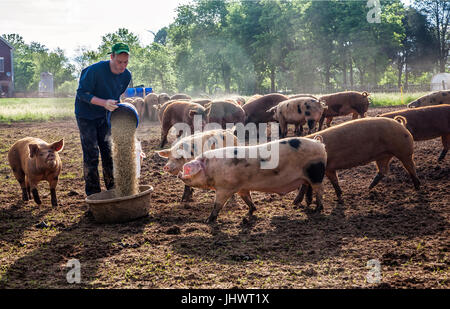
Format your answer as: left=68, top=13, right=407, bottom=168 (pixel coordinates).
left=413, top=0, right=449, bottom=72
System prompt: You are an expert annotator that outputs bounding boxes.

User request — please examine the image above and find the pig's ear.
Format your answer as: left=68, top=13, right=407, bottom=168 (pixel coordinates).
left=156, top=149, right=171, bottom=158
left=266, top=106, right=276, bottom=114
left=182, top=161, right=203, bottom=178
left=362, top=91, right=370, bottom=97
left=320, top=100, right=328, bottom=109
left=188, top=109, right=199, bottom=118
left=29, top=144, right=39, bottom=158
left=51, top=139, right=64, bottom=152
left=204, top=106, right=211, bottom=116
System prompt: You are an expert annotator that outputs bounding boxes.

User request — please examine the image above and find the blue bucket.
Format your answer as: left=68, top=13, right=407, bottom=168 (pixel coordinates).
left=125, top=88, right=135, bottom=98
left=145, top=87, right=153, bottom=95
left=135, top=87, right=144, bottom=98
left=107, top=103, right=139, bottom=128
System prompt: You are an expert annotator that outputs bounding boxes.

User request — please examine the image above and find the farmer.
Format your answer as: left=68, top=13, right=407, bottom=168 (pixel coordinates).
left=75, top=42, right=132, bottom=196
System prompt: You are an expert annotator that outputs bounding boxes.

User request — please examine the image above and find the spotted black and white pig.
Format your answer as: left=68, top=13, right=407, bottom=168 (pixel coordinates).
left=157, top=129, right=238, bottom=202
left=178, top=137, right=327, bottom=223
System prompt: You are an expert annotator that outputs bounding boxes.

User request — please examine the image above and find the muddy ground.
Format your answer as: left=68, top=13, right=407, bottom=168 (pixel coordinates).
left=0, top=106, right=448, bottom=289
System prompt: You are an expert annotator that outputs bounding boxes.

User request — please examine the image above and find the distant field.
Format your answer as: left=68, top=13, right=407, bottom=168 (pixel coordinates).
left=0, top=92, right=427, bottom=122
left=0, top=98, right=74, bottom=123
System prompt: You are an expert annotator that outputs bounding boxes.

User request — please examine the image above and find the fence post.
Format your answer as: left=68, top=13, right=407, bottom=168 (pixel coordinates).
left=442, top=80, right=446, bottom=90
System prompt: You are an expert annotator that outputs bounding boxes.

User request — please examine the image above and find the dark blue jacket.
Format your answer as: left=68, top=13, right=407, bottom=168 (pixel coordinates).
left=75, top=60, right=131, bottom=120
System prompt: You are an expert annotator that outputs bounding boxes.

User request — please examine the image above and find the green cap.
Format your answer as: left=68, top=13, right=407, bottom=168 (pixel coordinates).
left=109, top=43, right=130, bottom=55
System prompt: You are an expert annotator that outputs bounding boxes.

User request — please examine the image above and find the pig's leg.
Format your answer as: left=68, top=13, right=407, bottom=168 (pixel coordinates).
left=399, top=155, right=421, bottom=190
left=326, top=170, right=343, bottom=202
left=160, top=128, right=169, bottom=148
left=181, top=185, right=194, bottom=202
left=352, top=112, right=359, bottom=119
left=29, top=179, right=42, bottom=205
left=318, top=114, right=325, bottom=131
left=312, top=184, right=324, bottom=213
left=305, top=186, right=313, bottom=206
left=369, top=156, right=392, bottom=189
left=438, top=134, right=449, bottom=161
left=206, top=190, right=233, bottom=224
left=25, top=176, right=31, bottom=201
left=326, top=117, right=333, bottom=128
left=293, top=185, right=307, bottom=205
left=49, top=177, right=59, bottom=207
left=279, top=119, right=287, bottom=138
left=12, top=168, right=28, bottom=201
left=238, top=190, right=256, bottom=216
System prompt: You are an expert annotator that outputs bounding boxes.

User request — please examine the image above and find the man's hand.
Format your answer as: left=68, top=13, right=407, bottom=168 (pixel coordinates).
left=104, top=99, right=118, bottom=112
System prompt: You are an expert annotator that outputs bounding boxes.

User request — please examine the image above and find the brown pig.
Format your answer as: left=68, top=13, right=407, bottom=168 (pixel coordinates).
left=318, top=91, right=371, bottom=130
left=143, top=93, right=159, bottom=121
left=204, top=100, right=246, bottom=129
left=378, top=104, right=450, bottom=161
left=245, top=94, right=263, bottom=105
left=159, top=101, right=206, bottom=148
left=192, top=99, right=213, bottom=106
left=8, top=137, right=64, bottom=206
left=132, top=97, right=145, bottom=122
left=154, top=100, right=184, bottom=123
left=157, top=129, right=238, bottom=202
left=243, top=93, right=288, bottom=125
left=267, top=97, right=327, bottom=137
left=294, top=118, right=421, bottom=205
left=171, top=93, right=192, bottom=100
left=179, top=137, right=327, bottom=222
left=158, top=93, right=171, bottom=105
left=407, top=90, right=450, bottom=108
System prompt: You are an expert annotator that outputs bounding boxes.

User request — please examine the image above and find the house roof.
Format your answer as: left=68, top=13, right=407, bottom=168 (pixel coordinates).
left=0, top=36, right=14, bottom=50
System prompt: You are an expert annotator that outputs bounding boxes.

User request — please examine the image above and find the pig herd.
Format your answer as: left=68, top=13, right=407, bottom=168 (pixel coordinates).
left=7, top=90, right=450, bottom=224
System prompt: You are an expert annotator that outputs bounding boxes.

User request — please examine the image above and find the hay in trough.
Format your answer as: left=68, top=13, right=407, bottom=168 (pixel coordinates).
left=111, top=110, right=139, bottom=198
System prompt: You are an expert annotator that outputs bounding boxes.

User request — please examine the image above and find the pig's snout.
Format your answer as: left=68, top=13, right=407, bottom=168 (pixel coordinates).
left=163, top=165, right=170, bottom=172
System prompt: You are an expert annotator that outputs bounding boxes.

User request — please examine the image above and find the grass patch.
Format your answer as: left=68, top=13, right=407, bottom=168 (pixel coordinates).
left=369, top=92, right=427, bottom=107
left=0, top=98, right=74, bottom=123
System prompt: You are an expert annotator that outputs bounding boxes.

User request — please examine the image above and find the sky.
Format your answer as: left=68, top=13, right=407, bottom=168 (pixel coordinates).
left=0, top=0, right=192, bottom=59
left=1, top=0, right=413, bottom=60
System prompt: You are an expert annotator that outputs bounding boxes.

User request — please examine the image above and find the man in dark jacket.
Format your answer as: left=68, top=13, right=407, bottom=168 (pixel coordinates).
left=75, top=42, right=132, bottom=196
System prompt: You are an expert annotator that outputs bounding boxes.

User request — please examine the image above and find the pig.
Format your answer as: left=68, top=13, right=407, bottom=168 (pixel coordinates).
left=143, top=93, right=159, bottom=121
left=8, top=137, right=64, bottom=206
left=204, top=100, right=246, bottom=129
left=178, top=136, right=327, bottom=223
left=378, top=104, right=450, bottom=161
left=229, top=96, right=246, bottom=106
left=407, top=90, right=450, bottom=108
left=121, top=97, right=134, bottom=104
left=192, top=99, right=212, bottom=106
left=132, top=97, right=145, bottom=123
left=318, top=91, right=371, bottom=130
left=158, top=93, right=171, bottom=105
left=157, top=129, right=238, bottom=201
left=294, top=118, right=421, bottom=206
left=159, top=101, right=207, bottom=148
left=171, top=93, right=192, bottom=100
left=154, top=100, right=183, bottom=123
left=289, top=94, right=318, bottom=100
left=245, top=94, right=263, bottom=105
left=243, top=93, right=288, bottom=125
left=267, top=97, right=327, bottom=137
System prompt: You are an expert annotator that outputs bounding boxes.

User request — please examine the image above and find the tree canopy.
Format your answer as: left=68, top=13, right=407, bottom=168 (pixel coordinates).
left=2, top=0, right=448, bottom=95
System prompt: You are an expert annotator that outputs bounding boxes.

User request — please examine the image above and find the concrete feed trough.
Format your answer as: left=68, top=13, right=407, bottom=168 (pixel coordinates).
left=85, top=185, right=153, bottom=223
